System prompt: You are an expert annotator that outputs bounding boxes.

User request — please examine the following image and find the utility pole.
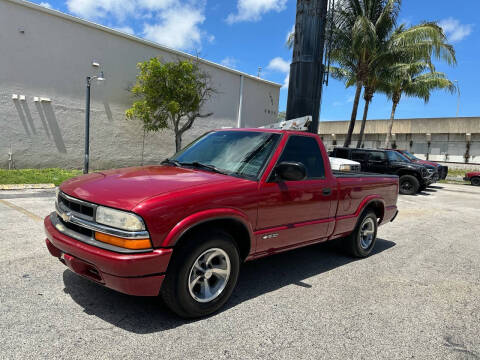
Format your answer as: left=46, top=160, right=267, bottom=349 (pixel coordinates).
left=286, top=0, right=329, bottom=134
left=83, top=66, right=105, bottom=174
left=84, top=76, right=91, bottom=174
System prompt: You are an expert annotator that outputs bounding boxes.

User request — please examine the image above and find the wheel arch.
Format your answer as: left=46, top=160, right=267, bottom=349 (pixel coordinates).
left=471, top=176, right=480, bottom=186
left=355, top=196, right=385, bottom=226
left=162, top=209, right=254, bottom=261
left=397, top=169, right=421, bottom=181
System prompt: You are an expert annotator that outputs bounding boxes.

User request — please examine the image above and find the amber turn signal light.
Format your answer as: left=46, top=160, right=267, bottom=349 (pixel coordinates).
left=94, top=232, right=151, bottom=250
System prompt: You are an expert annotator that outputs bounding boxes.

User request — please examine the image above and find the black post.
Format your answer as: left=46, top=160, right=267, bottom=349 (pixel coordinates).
left=84, top=77, right=91, bottom=174
left=286, top=0, right=329, bottom=134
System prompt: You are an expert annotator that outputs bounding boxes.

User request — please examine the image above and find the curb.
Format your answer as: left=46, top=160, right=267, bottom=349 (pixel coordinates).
left=0, top=184, right=56, bottom=190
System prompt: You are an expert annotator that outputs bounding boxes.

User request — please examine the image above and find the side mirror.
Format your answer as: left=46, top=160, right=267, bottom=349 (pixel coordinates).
left=274, top=161, right=307, bottom=181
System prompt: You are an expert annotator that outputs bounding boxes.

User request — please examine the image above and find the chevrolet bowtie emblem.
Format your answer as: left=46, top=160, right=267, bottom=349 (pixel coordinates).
left=61, top=212, right=71, bottom=222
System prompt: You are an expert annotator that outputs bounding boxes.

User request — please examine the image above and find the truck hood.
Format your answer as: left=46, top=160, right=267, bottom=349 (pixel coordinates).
left=59, top=166, right=238, bottom=211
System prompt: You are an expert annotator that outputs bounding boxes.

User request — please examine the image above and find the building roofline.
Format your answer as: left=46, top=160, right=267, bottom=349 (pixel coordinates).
left=320, top=116, right=480, bottom=123
left=6, top=0, right=282, bottom=88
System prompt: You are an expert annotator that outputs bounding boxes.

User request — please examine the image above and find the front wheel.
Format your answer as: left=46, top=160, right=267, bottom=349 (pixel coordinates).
left=161, top=230, right=240, bottom=318
left=399, top=175, right=420, bottom=195
left=471, top=177, right=480, bottom=186
left=343, top=211, right=378, bottom=258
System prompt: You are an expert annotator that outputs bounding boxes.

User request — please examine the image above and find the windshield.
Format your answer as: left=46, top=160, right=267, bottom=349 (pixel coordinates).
left=171, top=131, right=281, bottom=180
left=401, top=150, right=418, bottom=160
left=387, top=150, right=411, bottom=162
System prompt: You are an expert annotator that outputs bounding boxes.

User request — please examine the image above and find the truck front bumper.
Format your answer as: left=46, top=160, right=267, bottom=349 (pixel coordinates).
left=44, top=215, right=172, bottom=296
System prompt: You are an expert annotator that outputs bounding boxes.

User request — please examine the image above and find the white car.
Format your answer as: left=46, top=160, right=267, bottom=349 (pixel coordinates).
left=329, top=157, right=361, bottom=172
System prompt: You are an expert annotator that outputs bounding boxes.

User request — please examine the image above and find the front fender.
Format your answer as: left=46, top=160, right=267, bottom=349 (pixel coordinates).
left=161, top=208, right=254, bottom=249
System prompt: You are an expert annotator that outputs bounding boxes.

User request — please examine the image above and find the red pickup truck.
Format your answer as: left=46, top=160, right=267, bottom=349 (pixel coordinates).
left=45, top=128, right=399, bottom=318
left=464, top=171, right=480, bottom=186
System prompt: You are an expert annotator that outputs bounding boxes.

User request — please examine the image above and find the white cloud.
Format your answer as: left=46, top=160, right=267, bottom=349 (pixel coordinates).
left=66, top=0, right=137, bottom=21
left=113, top=26, right=135, bottom=35
left=266, top=57, right=290, bottom=89
left=439, top=17, right=473, bottom=42
left=282, top=73, right=289, bottom=89
left=39, top=2, right=52, bottom=9
left=66, top=0, right=210, bottom=51
left=138, top=0, right=174, bottom=11
left=221, top=57, right=238, bottom=69
left=143, top=5, right=205, bottom=50
left=267, top=57, right=290, bottom=73
left=227, top=0, right=287, bottom=24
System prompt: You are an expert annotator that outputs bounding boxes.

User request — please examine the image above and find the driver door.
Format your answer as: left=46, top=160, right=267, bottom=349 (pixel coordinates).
left=256, top=135, right=336, bottom=253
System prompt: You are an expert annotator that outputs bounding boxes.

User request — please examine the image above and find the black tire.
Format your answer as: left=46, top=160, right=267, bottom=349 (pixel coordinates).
left=471, top=177, right=480, bottom=186
left=399, top=175, right=420, bottom=195
left=161, top=230, right=240, bottom=318
left=343, top=211, right=378, bottom=258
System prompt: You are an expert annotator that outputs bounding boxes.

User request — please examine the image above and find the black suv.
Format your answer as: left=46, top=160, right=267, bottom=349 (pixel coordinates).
left=331, top=147, right=437, bottom=195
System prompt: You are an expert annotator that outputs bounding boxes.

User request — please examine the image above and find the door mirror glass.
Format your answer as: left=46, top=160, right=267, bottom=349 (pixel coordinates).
left=275, top=162, right=307, bottom=181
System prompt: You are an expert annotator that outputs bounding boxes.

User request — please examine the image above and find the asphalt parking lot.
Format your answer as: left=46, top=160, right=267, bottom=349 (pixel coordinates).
left=1, top=183, right=479, bottom=359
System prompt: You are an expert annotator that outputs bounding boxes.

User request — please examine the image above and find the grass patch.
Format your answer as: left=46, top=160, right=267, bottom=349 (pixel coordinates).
left=445, top=169, right=472, bottom=178
left=0, top=168, right=82, bottom=186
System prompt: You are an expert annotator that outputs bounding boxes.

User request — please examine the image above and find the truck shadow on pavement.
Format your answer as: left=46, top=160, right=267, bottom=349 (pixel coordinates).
left=62, top=238, right=395, bottom=334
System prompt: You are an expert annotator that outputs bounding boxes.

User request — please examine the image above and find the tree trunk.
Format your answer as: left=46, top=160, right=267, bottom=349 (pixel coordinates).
left=175, top=132, right=182, bottom=152
left=356, top=98, right=371, bottom=148
left=384, top=100, right=399, bottom=148
left=343, top=81, right=362, bottom=147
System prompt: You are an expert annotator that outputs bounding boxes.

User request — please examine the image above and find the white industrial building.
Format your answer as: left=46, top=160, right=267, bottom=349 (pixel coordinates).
left=0, top=0, right=281, bottom=169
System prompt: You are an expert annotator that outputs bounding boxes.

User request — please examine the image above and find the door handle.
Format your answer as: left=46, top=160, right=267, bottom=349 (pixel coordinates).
left=322, top=188, right=332, bottom=196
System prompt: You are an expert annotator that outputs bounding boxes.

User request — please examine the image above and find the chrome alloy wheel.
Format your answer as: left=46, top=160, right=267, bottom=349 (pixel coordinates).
left=188, top=248, right=231, bottom=303
left=359, top=217, right=376, bottom=249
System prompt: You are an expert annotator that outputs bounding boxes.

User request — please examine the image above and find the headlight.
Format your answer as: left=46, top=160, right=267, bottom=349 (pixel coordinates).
left=339, top=164, right=352, bottom=172
left=96, top=206, right=146, bottom=231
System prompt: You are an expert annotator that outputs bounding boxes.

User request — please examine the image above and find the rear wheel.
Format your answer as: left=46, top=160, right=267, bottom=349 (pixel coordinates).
left=471, top=177, right=480, bottom=186
left=399, top=175, right=419, bottom=195
left=344, top=211, right=378, bottom=258
left=161, top=230, right=240, bottom=318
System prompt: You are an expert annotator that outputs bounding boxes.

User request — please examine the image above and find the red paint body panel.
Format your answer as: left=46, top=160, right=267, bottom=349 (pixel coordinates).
left=465, top=172, right=480, bottom=179
left=45, top=216, right=172, bottom=277
left=60, top=166, right=240, bottom=211
left=46, top=128, right=399, bottom=297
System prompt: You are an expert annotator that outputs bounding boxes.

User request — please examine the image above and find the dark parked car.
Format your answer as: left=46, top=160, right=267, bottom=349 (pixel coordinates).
left=331, top=147, right=436, bottom=195
left=394, top=149, right=448, bottom=180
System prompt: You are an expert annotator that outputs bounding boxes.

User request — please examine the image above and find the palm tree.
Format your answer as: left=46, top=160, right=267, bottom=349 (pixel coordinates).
left=381, top=61, right=456, bottom=148
left=355, top=22, right=456, bottom=148
left=331, top=0, right=400, bottom=147
left=288, top=0, right=400, bottom=146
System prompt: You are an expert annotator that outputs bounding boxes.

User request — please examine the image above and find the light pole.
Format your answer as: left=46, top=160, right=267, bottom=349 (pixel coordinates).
left=83, top=65, right=105, bottom=174
left=454, top=80, right=460, bottom=117
left=286, top=0, right=329, bottom=134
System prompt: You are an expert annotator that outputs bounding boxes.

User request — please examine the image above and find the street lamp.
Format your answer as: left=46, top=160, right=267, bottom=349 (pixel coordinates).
left=84, top=64, right=105, bottom=174
left=454, top=80, right=460, bottom=117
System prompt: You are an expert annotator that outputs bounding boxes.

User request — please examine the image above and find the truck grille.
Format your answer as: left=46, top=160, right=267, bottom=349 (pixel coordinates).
left=58, top=193, right=95, bottom=219
left=59, top=217, right=93, bottom=237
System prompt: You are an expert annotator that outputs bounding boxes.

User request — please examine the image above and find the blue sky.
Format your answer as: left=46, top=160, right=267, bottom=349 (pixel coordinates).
left=34, top=0, right=478, bottom=121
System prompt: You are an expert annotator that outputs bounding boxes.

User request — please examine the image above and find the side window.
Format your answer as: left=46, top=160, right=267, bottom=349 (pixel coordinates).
left=351, top=151, right=368, bottom=163
left=334, top=148, right=349, bottom=159
left=369, top=151, right=386, bottom=162
left=277, top=135, right=325, bottom=179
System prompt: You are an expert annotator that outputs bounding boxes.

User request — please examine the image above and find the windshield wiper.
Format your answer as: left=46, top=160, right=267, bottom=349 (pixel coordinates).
left=183, top=162, right=228, bottom=175
left=161, top=158, right=181, bottom=167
